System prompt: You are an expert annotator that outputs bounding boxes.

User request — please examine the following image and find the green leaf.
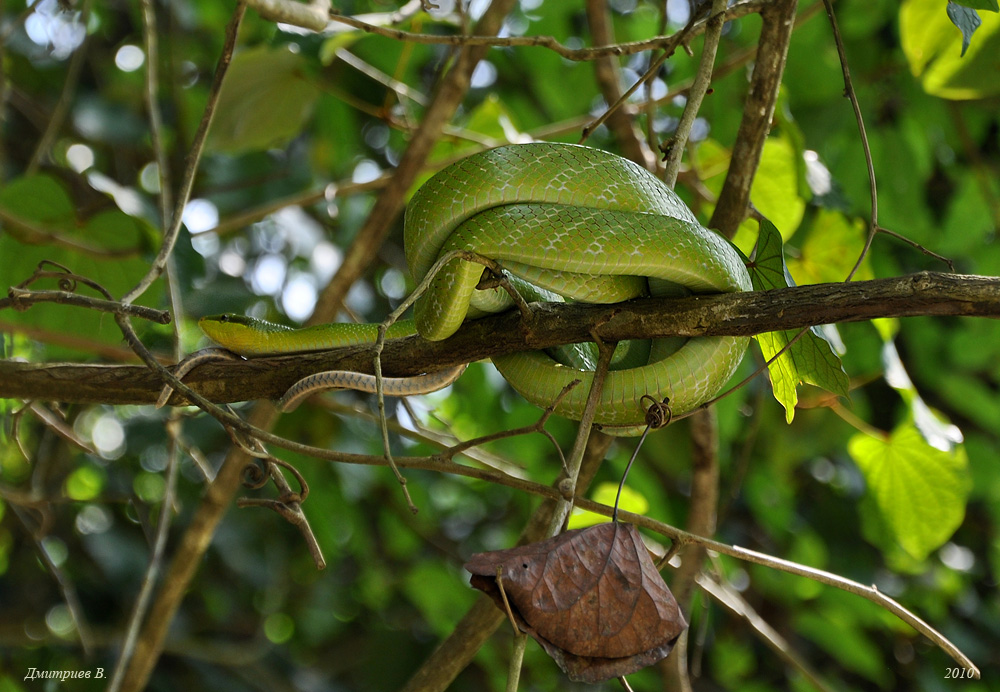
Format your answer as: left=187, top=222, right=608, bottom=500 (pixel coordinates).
left=951, top=0, right=998, bottom=13
left=947, top=1, right=983, bottom=55
left=749, top=219, right=851, bottom=422
left=747, top=218, right=786, bottom=292
left=207, top=46, right=321, bottom=153
left=794, top=609, right=890, bottom=685
left=901, top=0, right=1000, bottom=98
left=0, top=175, right=162, bottom=355
left=786, top=209, right=872, bottom=285
left=755, top=326, right=850, bottom=423
left=0, top=175, right=75, bottom=228
left=749, top=135, right=807, bottom=240
left=848, top=423, right=970, bottom=560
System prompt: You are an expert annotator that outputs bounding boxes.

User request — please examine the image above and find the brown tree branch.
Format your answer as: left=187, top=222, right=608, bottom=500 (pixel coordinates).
left=2, top=272, right=999, bottom=406
left=663, top=407, right=719, bottom=691
left=709, top=0, right=798, bottom=235
left=583, top=0, right=656, bottom=168
left=310, top=0, right=518, bottom=323
left=116, top=406, right=279, bottom=692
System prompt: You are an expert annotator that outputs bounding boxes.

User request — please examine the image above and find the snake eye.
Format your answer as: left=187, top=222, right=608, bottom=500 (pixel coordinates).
left=220, top=314, right=231, bottom=323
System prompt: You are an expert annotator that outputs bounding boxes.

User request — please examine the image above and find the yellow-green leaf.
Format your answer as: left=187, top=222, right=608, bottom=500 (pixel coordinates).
left=787, top=209, right=872, bottom=285
left=848, top=423, right=970, bottom=560
left=568, top=482, right=649, bottom=529
left=750, top=135, right=807, bottom=240
left=901, top=0, right=1000, bottom=99
left=749, top=219, right=851, bottom=421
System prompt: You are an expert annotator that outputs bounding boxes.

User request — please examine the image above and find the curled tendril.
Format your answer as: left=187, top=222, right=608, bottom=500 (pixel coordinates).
left=241, top=461, right=268, bottom=489
left=641, top=395, right=672, bottom=429
left=38, top=261, right=77, bottom=291
left=613, top=396, right=672, bottom=522
left=45, top=264, right=78, bottom=292
left=14, top=260, right=78, bottom=292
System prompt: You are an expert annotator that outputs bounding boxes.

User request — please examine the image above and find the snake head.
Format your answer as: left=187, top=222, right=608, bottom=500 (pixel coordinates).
left=198, top=314, right=290, bottom=355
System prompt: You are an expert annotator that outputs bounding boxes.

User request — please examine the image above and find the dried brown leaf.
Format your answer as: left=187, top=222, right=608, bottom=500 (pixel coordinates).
left=464, top=521, right=687, bottom=682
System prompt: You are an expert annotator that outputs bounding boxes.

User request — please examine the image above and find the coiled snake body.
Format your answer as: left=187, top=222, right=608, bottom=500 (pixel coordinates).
left=200, top=143, right=751, bottom=436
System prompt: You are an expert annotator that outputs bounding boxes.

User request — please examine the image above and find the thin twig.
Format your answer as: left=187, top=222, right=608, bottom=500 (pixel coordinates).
left=122, top=3, right=246, bottom=305
left=10, top=505, right=95, bottom=657
left=585, top=505, right=980, bottom=676
left=581, top=38, right=683, bottom=143
left=696, top=569, right=837, bottom=692
left=23, top=402, right=97, bottom=456
left=141, top=0, right=172, bottom=227
left=584, top=0, right=655, bottom=168
left=3, top=288, right=171, bottom=324
left=246, top=0, right=330, bottom=31
left=336, top=397, right=529, bottom=478
left=309, top=0, right=517, bottom=324
left=545, top=337, right=615, bottom=536
left=106, top=428, right=182, bottom=692
left=441, top=380, right=579, bottom=472
left=370, top=250, right=506, bottom=513
left=185, top=437, right=981, bottom=677
left=205, top=175, right=389, bottom=237
left=328, top=0, right=770, bottom=62
left=877, top=225, right=955, bottom=272
left=822, top=0, right=878, bottom=282
left=235, top=452, right=326, bottom=569
left=334, top=47, right=428, bottom=106
left=663, top=0, right=727, bottom=188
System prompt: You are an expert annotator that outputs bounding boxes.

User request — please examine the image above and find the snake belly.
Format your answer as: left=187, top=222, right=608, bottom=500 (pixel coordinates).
left=403, top=143, right=751, bottom=435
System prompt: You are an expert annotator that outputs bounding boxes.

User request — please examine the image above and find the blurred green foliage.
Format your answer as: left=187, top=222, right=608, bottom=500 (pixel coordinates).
left=1, top=1, right=998, bottom=691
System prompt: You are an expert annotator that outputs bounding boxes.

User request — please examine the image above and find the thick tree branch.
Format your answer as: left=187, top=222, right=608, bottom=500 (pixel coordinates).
left=310, top=0, right=517, bottom=323
left=709, top=0, right=797, bottom=235
left=2, top=272, right=998, bottom=406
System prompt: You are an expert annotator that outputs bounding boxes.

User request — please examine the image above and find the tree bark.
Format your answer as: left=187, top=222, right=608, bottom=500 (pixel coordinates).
left=3, top=272, right=998, bottom=406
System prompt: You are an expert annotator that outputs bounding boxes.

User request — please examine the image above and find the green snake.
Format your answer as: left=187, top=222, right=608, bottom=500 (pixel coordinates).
left=199, top=143, right=751, bottom=436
